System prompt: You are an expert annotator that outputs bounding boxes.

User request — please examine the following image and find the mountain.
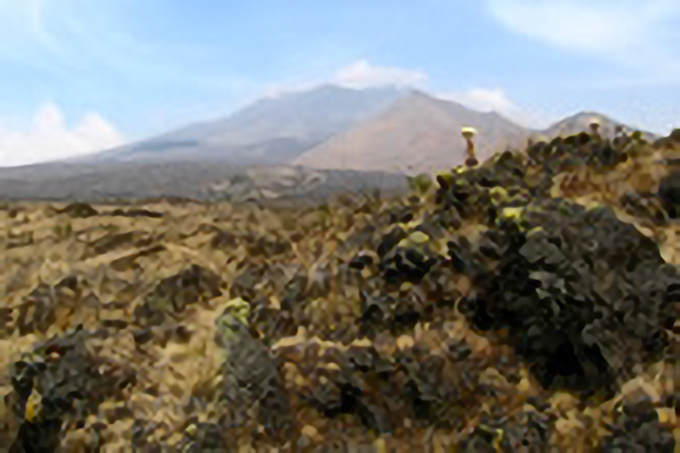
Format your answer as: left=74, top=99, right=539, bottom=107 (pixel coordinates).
left=70, top=85, right=407, bottom=166
left=63, top=86, right=655, bottom=175
left=535, top=111, right=658, bottom=142
left=0, top=85, right=660, bottom=203
left=292, top=90, right=531, bottom=175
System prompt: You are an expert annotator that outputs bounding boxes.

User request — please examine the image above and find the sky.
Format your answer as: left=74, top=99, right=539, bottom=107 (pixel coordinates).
left=1, top=0, right=680, bottom=166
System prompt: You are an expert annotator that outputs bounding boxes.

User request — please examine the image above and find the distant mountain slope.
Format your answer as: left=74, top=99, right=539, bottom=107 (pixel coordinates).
left=69, top=85, right=407, bottom=166
left=0, top=162, right=408, bottom=202
left=293, top=90, right=530, bottom=174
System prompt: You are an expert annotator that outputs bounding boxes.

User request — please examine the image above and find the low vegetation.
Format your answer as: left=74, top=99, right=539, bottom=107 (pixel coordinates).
left=0, top=126, right=679, bottom=451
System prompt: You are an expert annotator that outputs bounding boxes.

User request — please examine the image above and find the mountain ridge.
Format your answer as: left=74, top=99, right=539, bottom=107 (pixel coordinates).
left=292, top=90, right=531, bottom=174
left=0, top=85, right=661, bottom=202
left=68, top=84, right=408, bottom=166
left=60, top=85, right=657, bottom=173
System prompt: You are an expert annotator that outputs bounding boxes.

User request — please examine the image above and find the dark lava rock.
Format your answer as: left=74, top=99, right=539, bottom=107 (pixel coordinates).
left=658, top=169, right=680, bottom=218
left=215, top=304, right=293, bottom=443
left=179, top=422, right=231, bottom=452
left=133, top=264, right=223, bottom=326
left=8, top=327, right=135, bottom=451
left=600, top=399, right=675, bottom=452
left=457, top=199, right=678, bottom=396
left=109, top=208, right=163, bottom=218
left=57, top=203, right=98, bottom=218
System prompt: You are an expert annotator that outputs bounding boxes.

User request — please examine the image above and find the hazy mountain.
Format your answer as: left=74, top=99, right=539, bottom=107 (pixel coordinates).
left=535, top=111, right=658, bottom=142
left=61, top=85, right=655, bottom=175
left=70, top=85, right=407, bottom=166
left=292, top=90, right=531, bottom=175
left=0, top=85, right=659, bottom=203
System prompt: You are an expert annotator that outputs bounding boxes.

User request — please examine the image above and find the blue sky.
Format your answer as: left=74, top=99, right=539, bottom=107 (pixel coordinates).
left=1, top=0, right=680, bottom=166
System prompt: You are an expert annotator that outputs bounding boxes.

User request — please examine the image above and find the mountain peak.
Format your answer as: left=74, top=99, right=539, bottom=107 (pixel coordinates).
left=402, top=88, right=434, bottom=99
left=67, top=83, right=408, bottom=166
left=59, top=83, right=658, bottom=173
left=570, top=111, right=613, bottom=121
left=539, top=110, right=657, bottom=140
left=293, top=90, right=530, bottom=174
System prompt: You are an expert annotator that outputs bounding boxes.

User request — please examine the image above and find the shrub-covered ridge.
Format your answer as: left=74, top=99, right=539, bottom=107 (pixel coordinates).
left=0, top=125, right=678, bottom=450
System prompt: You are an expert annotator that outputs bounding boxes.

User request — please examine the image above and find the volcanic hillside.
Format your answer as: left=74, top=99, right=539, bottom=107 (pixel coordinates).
left=0, top=125, right=678, bottom=451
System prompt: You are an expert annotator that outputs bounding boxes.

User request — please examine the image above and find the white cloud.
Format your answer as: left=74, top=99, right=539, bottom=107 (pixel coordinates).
left=332, top=60, right=429, bottom=89
left=261, top=81, right=319, bottom=100
left=445, top=88, right=516, bottom=115
left=261, top=60, right=430, bottom=100
left=0, top=103, right=124, bottom=167
left=486, top=0, right=680, bottom=77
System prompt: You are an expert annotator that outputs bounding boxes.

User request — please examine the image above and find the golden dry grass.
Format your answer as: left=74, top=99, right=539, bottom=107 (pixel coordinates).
left=0, top=142, right=679, bottom=451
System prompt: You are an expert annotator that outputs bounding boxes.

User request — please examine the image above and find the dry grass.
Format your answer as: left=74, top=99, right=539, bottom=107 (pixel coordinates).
left=0, top=147, right=678, bottom=451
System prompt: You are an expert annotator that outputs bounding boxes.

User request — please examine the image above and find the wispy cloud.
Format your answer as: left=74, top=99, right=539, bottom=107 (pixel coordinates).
left=485, top=0, right=680, bottom=83
left=262, top=61, right=429, bottom=98
left=0, top=1, right=70, bottom=77
left=0, top=103, right=124, bottom=167
left=0, top=0, right=251, bottom=91
left=443, top=88, right=518, bottom=115
left=333, top=60, right=429, bottom=89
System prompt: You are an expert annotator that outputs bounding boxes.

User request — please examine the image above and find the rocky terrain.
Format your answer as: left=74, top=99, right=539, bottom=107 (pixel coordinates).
left=0, top=125, right=679, bottom=451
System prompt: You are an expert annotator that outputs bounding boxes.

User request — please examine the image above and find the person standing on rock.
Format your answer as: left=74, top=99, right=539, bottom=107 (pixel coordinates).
left=462, top=127, right=479, bottom=167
